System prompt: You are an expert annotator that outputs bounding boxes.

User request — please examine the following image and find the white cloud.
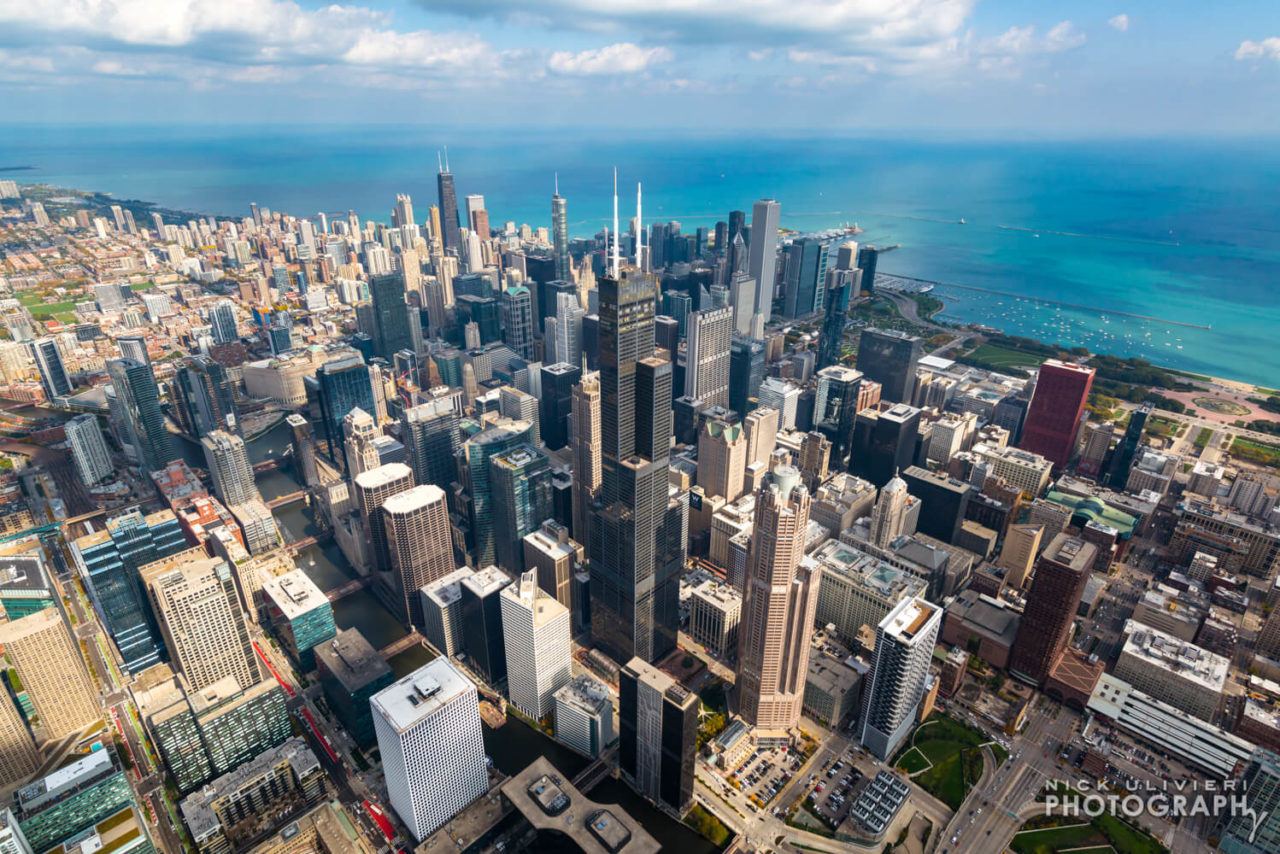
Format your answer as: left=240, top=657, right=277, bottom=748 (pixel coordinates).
left=1045, top=22, right=1087, bottom=52
left=1108, top=14, right=1130, bottom=32
left=0, top=0, right=499, bottom=78
left=980, top=21, right=1085, bottom=58
left=548, top=43, right=672, bottom=75
left=1236, top=38, right=1280, bottom=61
left=439, top=0, right=974, bottom=73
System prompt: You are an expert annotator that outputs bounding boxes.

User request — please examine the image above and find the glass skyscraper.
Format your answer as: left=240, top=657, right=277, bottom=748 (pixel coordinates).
left=315, top=355, right=375, bottom=463
left=71, top=509, right=187, bottom=673
left=370, top=272, right=413, bottom=359
left=107, top=357, right=176, bottom=473
left=490, top=444, right=553, bottom=575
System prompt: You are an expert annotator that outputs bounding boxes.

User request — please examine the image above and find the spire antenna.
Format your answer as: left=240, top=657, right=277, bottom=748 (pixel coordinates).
left=444, top=146, right=450, bottom=173
left=611, top=167, right=620, bottom=277
left=437, top=150, right=443, bottom=172
left=635, top=181, right=643, bottom=267
left=554, top=172, right=559, bottom=197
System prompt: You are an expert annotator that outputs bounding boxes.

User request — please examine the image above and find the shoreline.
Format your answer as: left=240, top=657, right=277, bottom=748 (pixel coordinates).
left=11, top=179, right=1268, bottom=392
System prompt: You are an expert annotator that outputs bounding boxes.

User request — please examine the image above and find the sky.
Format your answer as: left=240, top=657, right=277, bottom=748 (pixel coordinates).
left=0, top=1, right=1278, bottom=136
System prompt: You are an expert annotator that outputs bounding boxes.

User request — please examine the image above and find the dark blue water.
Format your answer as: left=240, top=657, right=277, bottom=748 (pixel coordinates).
left=6, top=125, right=1279, bottom=384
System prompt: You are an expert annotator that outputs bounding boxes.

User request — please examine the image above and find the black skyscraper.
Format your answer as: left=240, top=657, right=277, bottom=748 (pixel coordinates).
left=1107, top=403, right=1150, bottom=488
left=856, top=244, right=880, bottom=293
left=818, top=269, right=859, bottom=370
left=850, top=403, right=921, bottom=487
left=436, top=160, right=462, bottom=252
left=370, top=273, right=413, bottom=359
left=539, top=362, right=581, bottom=451
left=590, top=268, right=682, bottom=665
left=902, top=465, right=973, bottom=544
left=729, top=336, right=765, bottom=416
left=857, top=327, right=923, bottom=404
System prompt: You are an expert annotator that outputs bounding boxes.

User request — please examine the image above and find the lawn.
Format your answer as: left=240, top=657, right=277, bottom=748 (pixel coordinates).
left=895, top=714, right=991, bottom=809
left=1194, top=427, right=1213, bottom=449
left=1144, top=415, right=1184, bottom=439
left=1011, top=822, right=1107, bottom=854
left=966, top=342, right=1046, bottom=370
left=896, top=747, right=931, bottom=774
left=1231, top=437, right=1280, bottom=470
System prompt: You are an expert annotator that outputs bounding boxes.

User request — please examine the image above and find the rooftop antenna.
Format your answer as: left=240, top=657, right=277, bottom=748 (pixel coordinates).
left=444, top=146, right=450, bottom=173
left=611, top=167, right=620, bottom=277
left=437, top=151, right=443, bottom=173
left=635, top=181, right=643, bottom=267
left=554, top=172, right=560, bottom=197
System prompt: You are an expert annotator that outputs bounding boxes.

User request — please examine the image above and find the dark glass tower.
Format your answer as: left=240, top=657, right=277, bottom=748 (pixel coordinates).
left=539, top=362, right=581, bottom=451
left=856, top=328, right=923, bottom=404
left=590, top=268, right=682, bottom=664
left=728, top=336, right=765, bottom=417
left=1107, top=403, right=1151, bottom=488
left=817, top=268, right=858, bottom=370
left=856, top=244, right=880, bottom=293
left=173, top=355, right=239, bottom=436
left=370, top=272, right=413, bottom=359
left=107, top=357, right=176, bottom=472
left=315, top=355, right=375, bottom=464
left=781, top=237, right=829, bottom=318
left=436, top=162, right=461, bottom=252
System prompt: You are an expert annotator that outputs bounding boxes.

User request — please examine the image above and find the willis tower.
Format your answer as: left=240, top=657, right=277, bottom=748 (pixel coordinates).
left=590, top=172, right=685, bottom=664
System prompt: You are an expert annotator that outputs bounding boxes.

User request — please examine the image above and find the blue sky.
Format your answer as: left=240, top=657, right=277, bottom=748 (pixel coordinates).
left=1, top=1, right=1277, bottom=135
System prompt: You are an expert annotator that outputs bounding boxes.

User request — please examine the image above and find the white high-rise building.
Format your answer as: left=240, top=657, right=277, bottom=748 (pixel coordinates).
left=554, top=291, right=584, bottom=367
left=372, top=659, right=488, bottom=842
left=65, top=413, right=113, bottom=486
left=201, top=430, right=257, bottom=507
left=869, top=474, right=911, bottom=549
left=500, top=569, right=571, bottom=720
left=685, top=305, right=732, bottom=409
left=748, top=199, right=780, bottom=324
left=209, top=300, right=238, bottom=344
left=553, top=674, right=614, bottom=758
left=859, top=596, right=942, bottom=760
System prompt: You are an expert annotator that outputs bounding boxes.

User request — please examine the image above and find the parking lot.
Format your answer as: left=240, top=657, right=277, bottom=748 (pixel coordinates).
left=808, top=755, right=864, bottom=827
left=728, top=744, right=804, bottom=808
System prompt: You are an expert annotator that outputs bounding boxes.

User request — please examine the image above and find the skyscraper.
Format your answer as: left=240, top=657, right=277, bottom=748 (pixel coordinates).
left=901, top=465, right=973, bottom=544
left=1020, top=359, right=1096, bottom=470
left=869, top=474, right=912, bottom=548
left=813, top=365, right=864, bottom=468
left=464, top=193, right=488, bottom=236
left=383, top=485, right=454, bottom=628
left=315, top=354, right=376, bottom=463
left=1216, top=748, right=1280, bottom=853
left=370, top=273, right=414, bottom=360
left=856, top=328, right=922, bottom=404
left=858, top=596, right=942, bottom=760
left=1107, top=403, right=1150, bottom=488
left=552, top=182, right=570, bottom=281
left=116, top=334, right=150, bottom=366
left=107, top=357, right=174, bottom=473
left=65, top=413, right=112, bottom=487
left=850, top=402, right=921, bottom=487
left=141, top=548, right=262, bottom=692
left=462, top=420, right=533, bottom=568
left=553, top=290, right=584, bottom=367
left=342, top=407, right=382, bottom=480
left=201, top=430, right=256, bottom=507
left=500, top=569, right=572, bottom=720
left=748, top=199, right=780, bottom=324
left=71, top=508, right=187, bottom=673
left=0, top=608, right=100, bottom=739
left=856, top=244, right=880, bottom=293
left=570, top=373, right=602, bottom=556
left=500, top=285, right=534, bottom=360
left=619, top=657, right=697, bottom=814
left=817, top=266, right=859, bottom=370
left=684, top=305, right=732, bottom=409
left=697, top=419, right=747, bottom=502
left=209, top=300, right=238, bottom=345
left=354, top=463, right=415, bottom=578
left=539, top=362, right=581, bottom=452
left=736, top=466, right=820, bottom=738
left=371, top=660, right=488, bottom=841
left=173, top=355, right=239, bottom=436
left=490, top=445, right=553, bottom=575
left=459, top=566, right=511, bottom=684
left=30, top=337, right=71, bottom=401
left=401, top=389, right=462, bottom=488
left=1008, top=534, right=1096, bottom=685
left=436, top=154, right=461, bottom=253
left=781, top=237, right=829, bottom=318
left=728, top=336, right=766, bottom=416
left=591, top=263, right=681, bottom=664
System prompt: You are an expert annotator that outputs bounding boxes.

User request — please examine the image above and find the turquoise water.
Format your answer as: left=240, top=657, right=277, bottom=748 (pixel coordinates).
left=4, top=125, right=1279, bottom=384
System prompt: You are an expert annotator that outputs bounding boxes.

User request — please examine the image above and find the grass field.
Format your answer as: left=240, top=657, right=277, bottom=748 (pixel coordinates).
left=965, top=343, right=1047, bottom=370
left=896, top=714, right=990, bottom=809
left=1231, top=437, right=1280, bottom=469
left=1194, top=427, right=1213, bottom=449
left=1011, top=823, right=1107, bottom=854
